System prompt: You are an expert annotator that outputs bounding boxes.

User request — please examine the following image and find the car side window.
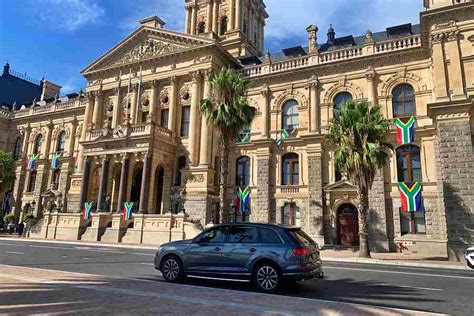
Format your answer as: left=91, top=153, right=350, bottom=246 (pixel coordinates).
left=197, top=227, right=226, bottom=243
left=227, top=226, right=259, bottom=244
left=259, top=228, right=282, bottom=244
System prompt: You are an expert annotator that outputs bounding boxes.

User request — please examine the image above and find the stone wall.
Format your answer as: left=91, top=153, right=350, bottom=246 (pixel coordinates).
left=435, top=115, right=474, bottom=260
left=252, top=157, right=270, bottom=223
left=368, top=169, right=390, bottom=252
left=307, top=153, right=324, bottom=245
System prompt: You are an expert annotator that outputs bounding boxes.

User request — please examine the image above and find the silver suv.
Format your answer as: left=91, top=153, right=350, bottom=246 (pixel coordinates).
left=154, top=223, right=323, bottom=292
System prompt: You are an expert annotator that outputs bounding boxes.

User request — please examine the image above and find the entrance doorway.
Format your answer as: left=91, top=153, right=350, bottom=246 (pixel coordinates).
left=282, top=202, right=300, bottom=226
left=337, top=203, right=359, bottom=246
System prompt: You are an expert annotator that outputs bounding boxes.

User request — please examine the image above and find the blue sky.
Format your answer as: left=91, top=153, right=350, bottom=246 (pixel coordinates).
left=0, top=0, right=424, bottom=94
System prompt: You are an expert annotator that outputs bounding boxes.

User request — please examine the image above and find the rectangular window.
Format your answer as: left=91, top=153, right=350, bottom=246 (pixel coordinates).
left=161, top=109, right=169, bottom=128
left=180, top=106, right=190, bottom=137
left=227, top=226, right=259, bottom=244
left=400, top=209, right=426, bottom=235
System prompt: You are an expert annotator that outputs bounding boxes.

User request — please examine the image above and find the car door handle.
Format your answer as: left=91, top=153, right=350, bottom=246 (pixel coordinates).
left=214, top=247, right=221, bottom=252
left=249, top=248, right=257, bottom=253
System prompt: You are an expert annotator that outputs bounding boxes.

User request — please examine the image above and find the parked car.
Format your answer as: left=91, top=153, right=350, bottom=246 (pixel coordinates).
left=466, top=246, right=474, bottom=269
left=155, top=223, right=323, bottom=292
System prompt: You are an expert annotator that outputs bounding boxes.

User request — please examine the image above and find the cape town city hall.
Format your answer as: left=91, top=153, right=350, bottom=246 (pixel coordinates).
left=1, top=0, right=473, bottom=260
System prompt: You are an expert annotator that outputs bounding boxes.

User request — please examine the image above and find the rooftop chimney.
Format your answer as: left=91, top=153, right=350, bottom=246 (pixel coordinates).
left=2, top=62, right=10, bottom=76
left=306, top=25, right=319, bottom=54
left=327, top=24, right=335, bottom=44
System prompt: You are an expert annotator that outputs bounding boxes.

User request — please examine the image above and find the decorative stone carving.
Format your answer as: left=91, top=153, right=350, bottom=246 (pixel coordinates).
left=273, top=89, right=309, bottom=110
left=323, top=81, right=364, bottom=104
left=114, top=38, right=183, bottom=65
left=380, top=72, right=428, bottom=97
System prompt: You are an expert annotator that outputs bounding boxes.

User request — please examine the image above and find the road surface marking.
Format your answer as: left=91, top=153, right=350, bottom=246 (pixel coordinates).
left=0, top=267, right=445, bottom=316
left=139, top=263, right=154, bottom=266
left=132, top=252, right=154, bottom=256
left=0, top=301, right=90, bottom=311
left=376, top=283, right=442, bottom=292
left=325, top=266, right=473, bottom=280
left=5, top=251, right=24, bottom=255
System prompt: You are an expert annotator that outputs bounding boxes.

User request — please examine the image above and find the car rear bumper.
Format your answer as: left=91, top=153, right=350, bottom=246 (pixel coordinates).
left=283, top=267, right=324, bottom=281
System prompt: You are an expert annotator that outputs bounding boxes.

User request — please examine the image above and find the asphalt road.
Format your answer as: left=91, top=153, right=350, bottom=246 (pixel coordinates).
left=0, top=239, right=473, bottom=315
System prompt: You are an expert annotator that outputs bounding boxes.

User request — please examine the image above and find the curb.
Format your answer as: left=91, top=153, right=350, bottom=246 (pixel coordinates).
left=322, top=256, right=470, bottom=271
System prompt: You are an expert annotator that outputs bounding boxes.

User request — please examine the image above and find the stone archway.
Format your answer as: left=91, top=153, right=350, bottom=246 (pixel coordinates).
left=336, top=203, right=359, bottom=246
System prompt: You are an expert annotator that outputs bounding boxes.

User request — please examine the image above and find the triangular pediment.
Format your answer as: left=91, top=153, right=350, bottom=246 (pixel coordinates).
left=81, top=26, right=215, bottom=75
left=324, top=180, right=358, bottom=192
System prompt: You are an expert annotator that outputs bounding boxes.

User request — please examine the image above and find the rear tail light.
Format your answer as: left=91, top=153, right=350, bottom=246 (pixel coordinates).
left=292, top=247, right=312, bottom=256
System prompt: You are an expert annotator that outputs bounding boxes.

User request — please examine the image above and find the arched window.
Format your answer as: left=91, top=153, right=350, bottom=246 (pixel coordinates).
left=33, top=135, right=43, bottom=155
left=220, top=16, right=228, bottom=35
left=56, top=131, right=66, bottom=152
left=334, top=92, right=353, bottom=115
left=52, top=169, right=61, bottom=188
left=392, top=84, right=415, bottom=118
left=282, top=153, right=299, bottom=185
left=28, top=171, right=37, bottom=192
left=396, top=145, right=422, bottom=183
left=13, top=136, right=21, bottom=160
left=282, top=100, right=299, bottom=130
left=236, top=156, right=251, bottom=187
left=198, top=22, right=206, bottom=34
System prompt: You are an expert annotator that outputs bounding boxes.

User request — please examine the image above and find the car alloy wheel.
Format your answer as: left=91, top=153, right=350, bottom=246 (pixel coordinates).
left=162, top=257, right=180, bottom=281
left=256, top=265, right=279, bottom=291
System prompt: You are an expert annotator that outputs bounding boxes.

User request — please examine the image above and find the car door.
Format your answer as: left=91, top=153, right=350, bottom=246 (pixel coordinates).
left=221, top=225, right=260, bottom=275
left=185, top=226, right=227, bottom=274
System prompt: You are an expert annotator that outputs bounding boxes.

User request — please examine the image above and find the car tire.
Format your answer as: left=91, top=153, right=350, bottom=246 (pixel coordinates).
left=161, top=255, right=184, bottom=282
left=252, top=261, right=281, bottom=293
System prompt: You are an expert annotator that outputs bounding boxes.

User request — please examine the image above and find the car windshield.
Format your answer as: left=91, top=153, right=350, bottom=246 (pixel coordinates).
left=289, top=229, right=315, bottom=246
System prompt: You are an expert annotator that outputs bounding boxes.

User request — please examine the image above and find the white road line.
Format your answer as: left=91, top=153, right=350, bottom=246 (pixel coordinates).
left=5, top=251, right=24, bottom=255
left=132, top=252, right=154, bottom=256
left=325, top=266, right=474, bottom=280
left=376, top=283, right=442, bottom=292
left=139, top=263, right=154, bottom=266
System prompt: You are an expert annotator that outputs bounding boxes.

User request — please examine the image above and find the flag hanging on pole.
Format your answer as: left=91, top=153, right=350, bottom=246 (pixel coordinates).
left=275, top=129, right=293, bottom=146
left=237, top=133, right=251, bottom=144
left=81, top=202, right=93, bottom=220
left=51, top=152, right=62, bottom=169
left=27, top=154, right=39, bottom=170
left=398, top=182, right=423, bottom=212
left=122, top=202, right=134, bottom=220
left=237, top=186, right=251, bottom=214
left=395, top=116, right=416, bottom=145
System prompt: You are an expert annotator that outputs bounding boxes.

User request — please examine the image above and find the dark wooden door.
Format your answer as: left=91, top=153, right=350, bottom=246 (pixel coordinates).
left=338, top=212, right=359, bottom=246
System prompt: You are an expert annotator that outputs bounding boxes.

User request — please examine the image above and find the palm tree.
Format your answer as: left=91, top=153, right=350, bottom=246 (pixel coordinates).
left=200, top=67, right=256, bottom=223
left=0, top=150, right=15, bottom=194
left=327, top=101, right=393, bottom=258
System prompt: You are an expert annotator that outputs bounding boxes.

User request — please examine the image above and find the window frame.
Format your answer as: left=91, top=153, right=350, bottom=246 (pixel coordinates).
left=400, top=209, right=426, bottom=235
left=396, top=145, right=422, bottom=183
left=175, top=156, right=187, bottom=186
left=194, top=226, right=227, bottom=244
left=281, top=99, right=299, bottom=131
left=161, top=108, right=169, bottom=128
left=28, top=170, right=37, bottom=192
left=258, top=227, right=283, bottom=244
left=236, top=156, right=251, bottom=187
left=220, top=16, right=228, bottom=35
left=226, top=225, right=260, bottom=244
left=33, top=134, right=43, bottom=155
left=392, top=84, right=416, bottom=118
left=56, top=131, right=66, bottom=152
left=180, top=106, right=191, bottom=137
left=13, top=136, right=21, bottom=160
left=333, top=92, right=353, bottom=115
left=282, top=153, right=299, bottom=186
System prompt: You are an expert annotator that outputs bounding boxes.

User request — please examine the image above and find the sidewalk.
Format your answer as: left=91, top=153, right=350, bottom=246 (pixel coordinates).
left=321, top=248, right=469, bottom=270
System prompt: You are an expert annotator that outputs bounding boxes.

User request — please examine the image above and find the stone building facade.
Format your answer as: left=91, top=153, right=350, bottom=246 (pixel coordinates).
left=1, top=0, right=473, bottom=259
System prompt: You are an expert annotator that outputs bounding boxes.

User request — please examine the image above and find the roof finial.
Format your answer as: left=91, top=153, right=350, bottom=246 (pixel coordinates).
left=327, top=24, right=335, bottom=44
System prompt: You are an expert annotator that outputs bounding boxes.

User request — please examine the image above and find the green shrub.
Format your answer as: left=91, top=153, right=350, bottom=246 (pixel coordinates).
left=3, top=213, right=15, bottom=223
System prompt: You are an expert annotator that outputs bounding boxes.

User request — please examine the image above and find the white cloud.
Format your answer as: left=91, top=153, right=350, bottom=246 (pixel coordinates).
left=30, top=0, right=105, bottom=32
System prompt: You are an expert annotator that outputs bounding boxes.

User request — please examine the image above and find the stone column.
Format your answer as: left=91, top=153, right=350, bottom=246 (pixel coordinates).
left=190, top=4, right=197, bottom=35
left=366, top=67, right=377, bottom=106
left=185, top=4, right=192, bottom=34
left=434, top=113, right=474, bottom=259
left=97, top=156, right=110, bottom=212
left=188, top=71, right=202, bottom=165
left=309, top=78, right=320, bottom=133
left=77, top=93, right=94, bottom=172
left=148, top=80, right=157, bottom=123
left=112, top=85, right=121, bottom=129
left=252, top=148, right=271, bottom=223
left=130, top=85, right=138, bottom=124
left=444, top=32, right=465, bottom=99
left=43, top=120, right=53, bottom=159
left=92, top=91, right=102, bottom=127
left=79, top=157, right=91, bottom=211
left=139, top=154, right=151, bottom=213
left=168, top=76, right=178, bottom=135
left=199, top=72, right=211, bottom=166
left=431, top=34, right=449, bottom=102
left=21, top=124, right=31, bottom=160
left=307, top=145, right=324, bottom=245
left=212, top=0, right=219, bottom=34
left=368, top=169, right=390, bottom=252
left=260, top=84, right=270, bottom=138
left=206, top=0, right=213, bottom=33
left=116, top=155, right=130, bottom=213
left=235, top=0, right=241, bottom=29
left=248, top=7, right=254, bottom=40
left=229, top=0, right=235, bottom=30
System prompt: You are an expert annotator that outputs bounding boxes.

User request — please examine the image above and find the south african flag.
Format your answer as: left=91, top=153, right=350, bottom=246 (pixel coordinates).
left=399, top=182, right=423, bottom=212
left=395, top=116, right=416, bottom=145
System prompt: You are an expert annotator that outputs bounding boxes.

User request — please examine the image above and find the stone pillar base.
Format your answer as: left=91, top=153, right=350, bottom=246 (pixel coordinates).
left=81, top=213, right=112, bottom=242
left=101, top=214, right=132, bottom=243
left=67, top=174, right=83, bottom=212
left=183, top=167, right=216, bottom=227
